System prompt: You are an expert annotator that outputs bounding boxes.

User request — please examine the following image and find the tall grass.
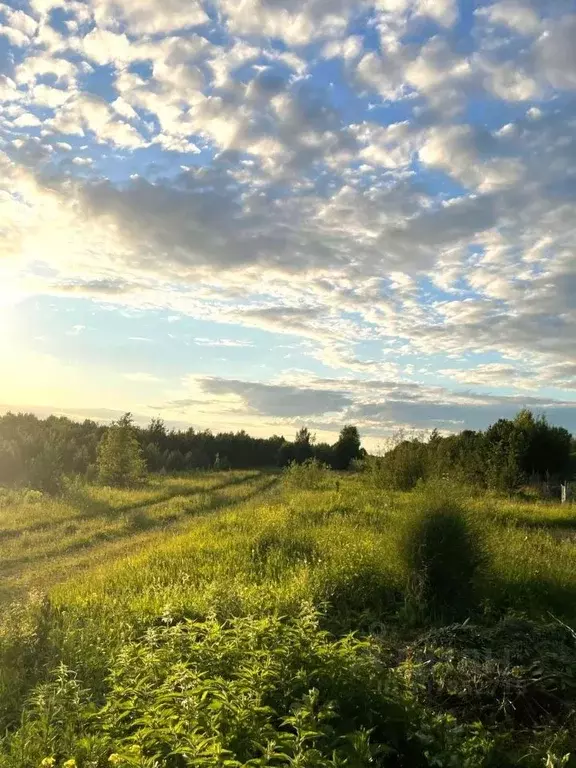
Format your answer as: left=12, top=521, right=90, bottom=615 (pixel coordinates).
left=0, top=472, right=575, bottom=765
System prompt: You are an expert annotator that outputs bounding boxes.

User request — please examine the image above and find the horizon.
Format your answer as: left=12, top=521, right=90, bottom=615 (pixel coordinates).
left=2, top=0, right=576, bottom=445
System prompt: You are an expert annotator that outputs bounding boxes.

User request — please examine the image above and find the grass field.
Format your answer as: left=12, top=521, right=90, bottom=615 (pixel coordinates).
left=1, top=470, right=576, bottom=766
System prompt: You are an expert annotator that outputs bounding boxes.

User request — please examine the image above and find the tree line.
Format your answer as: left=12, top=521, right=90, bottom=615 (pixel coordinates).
left=0, top=408, right=574, bottom=494
left=0, top=412, right=364, bottom=492
left=372, top=409, right=575, bottom=492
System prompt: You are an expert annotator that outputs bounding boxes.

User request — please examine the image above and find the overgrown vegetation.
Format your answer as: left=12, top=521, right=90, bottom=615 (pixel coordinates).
left=96, top=414, right=147, bottom=488
left=369, top=409, right=575, bottom=492
left=3, top=408, right=573, bottom=498
left=0, top=414, right=365, bottom=491
left=0, top=409, right=575, bottom=765
left=0, top=468, right=575, bottom=765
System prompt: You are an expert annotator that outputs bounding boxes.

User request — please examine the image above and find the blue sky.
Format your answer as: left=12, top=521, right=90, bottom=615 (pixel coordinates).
left=1, top=0, right=576, bottom=447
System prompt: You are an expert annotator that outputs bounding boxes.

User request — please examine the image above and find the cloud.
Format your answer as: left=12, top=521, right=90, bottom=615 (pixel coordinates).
left=419, top=124, right=524, bottom=191
left=478, top=0, right=541, bottom=35
left=51, top=279, right=139, bottom=295
left=173, top=376, right=354, bottom=417
left=47, top=92, right=145, bottom=147
left=2, top=0, right=576, bottom=437
left=536, top=14, right=576, bottom=90
left=220, top=0, right=357, bottom=45
left=93, top=0, right=208, bottom=35
left=157, top=373, right=576, bottom=435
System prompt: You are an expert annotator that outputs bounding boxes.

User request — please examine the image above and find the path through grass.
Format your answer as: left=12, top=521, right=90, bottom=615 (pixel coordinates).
left=0, top=470, right=279, bottom=602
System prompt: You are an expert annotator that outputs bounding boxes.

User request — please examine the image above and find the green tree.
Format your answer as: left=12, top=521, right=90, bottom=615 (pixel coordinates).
left=292, top=427, right=314, bottom=464
left=97, top=413, right=146, bottom=487
left=332, top=425, right=362, bottom=470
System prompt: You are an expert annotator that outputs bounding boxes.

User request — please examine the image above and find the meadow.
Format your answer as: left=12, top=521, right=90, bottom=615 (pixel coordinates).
left=1, top=468, right=576, bottom=767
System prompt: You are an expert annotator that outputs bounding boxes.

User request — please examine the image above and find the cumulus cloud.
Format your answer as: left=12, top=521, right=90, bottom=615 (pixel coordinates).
left=220, top=0, right=358, bottom=45
left=93, top=0, right=208, bottom=35
left=2, top=0, right=576, bottom=435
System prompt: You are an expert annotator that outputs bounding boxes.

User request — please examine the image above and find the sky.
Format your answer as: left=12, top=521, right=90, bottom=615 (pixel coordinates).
left=1, top=0, right=576, bottom=448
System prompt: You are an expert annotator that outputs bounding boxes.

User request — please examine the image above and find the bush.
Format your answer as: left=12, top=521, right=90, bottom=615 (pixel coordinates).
left=26, top=444, right=65, bottom=495
left=213, top=452, right=231, bottom=471
left=401, top=490, right=484, bottom=621
left=283, top=458, right=331, bottom=490
left=372, top=441, right=427, bottom=491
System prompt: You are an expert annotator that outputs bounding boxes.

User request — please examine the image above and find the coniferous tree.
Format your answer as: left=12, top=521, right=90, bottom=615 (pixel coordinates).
left=97, top=413, right=146, bottom=487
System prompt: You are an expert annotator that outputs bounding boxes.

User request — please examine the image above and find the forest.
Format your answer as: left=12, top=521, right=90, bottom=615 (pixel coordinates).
left=0, top=407, right=573, bottom=494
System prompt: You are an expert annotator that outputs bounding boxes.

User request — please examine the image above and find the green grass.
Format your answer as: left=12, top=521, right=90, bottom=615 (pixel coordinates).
left=1, top=472, right=576, bottom=766
left=0, top=471, right=275, bottom=603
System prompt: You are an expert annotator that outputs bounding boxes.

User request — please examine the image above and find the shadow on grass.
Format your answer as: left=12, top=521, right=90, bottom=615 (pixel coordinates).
left=70, top=471, right=263, bottom=520
left=0, top=473, right=267, bottom=541
left=0, top=475, right=281, bottom=578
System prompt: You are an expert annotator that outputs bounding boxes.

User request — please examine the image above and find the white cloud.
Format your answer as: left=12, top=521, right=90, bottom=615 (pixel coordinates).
left=537, top=15, right=576, bottom=90
left=15, top=53, right=77, bottom=85
left=93, top=0, right=208, bottom=35
left=193, top=338, right=253, bottom=347
left=13, top=112, right=41, bottom=128
left=419, top=124, right=524, bottom=191
left=478, top=0, right=541, bottom=35
left=221, top=0, right=356, bottom=45
left=2, top=0, right=576, bottom=432
left=48, top=92, right=145, bottom=147
left=81, top=27, right=133, bottom=66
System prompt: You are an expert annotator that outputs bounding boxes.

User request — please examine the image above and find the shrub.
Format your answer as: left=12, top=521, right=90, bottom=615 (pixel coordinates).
left=0, top=611, right=501, bottom=767
left=213, top=452, right=231, bottom=471
left=283, top=458, right=331, bottom=490
left=26, top=444, right=65, bottom=495
left=371, top=441, right=427, bottom=491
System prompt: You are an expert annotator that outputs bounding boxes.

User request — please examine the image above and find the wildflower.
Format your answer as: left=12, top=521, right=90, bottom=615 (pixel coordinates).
left=108, top=755, right=124, bottom=766
left=40, top=759, right=56, bottom=768
left=63, top=760, right=77, bottom=768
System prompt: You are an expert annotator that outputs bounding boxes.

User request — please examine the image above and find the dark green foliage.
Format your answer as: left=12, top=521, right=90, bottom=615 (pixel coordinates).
left=332, top=425, right=363, bottom=470
left=96, top=414, right=147, bottom=488
left=374, top=439, right=428, bottom=491
left=26, top=443, right=65, bottom=495
left=401, top=494, right=484, bottom=621
left=0, top=611, right=506, bottom=768
left=0, top=413, right=102, bottom=494
left=374, top=410, right=574, bottom=493
left=403, top=617, right=576, bottom=728
left=313, top=441, right=335, bottom=467
left=0, top=413, right=370, bottom=477
left=213, top=452, right=231, bottom=471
